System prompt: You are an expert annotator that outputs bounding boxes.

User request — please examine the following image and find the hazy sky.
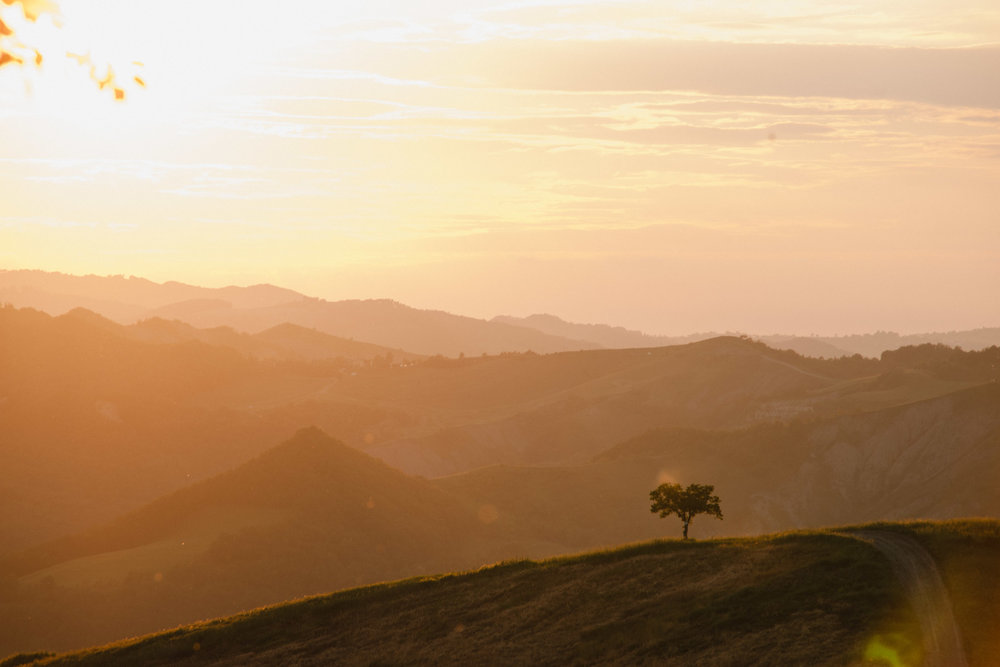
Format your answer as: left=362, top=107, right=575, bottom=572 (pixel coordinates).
left=2, top=0, right=998, bottom=334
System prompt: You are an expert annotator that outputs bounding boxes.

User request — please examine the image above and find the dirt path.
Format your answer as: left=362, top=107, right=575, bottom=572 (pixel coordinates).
left=847, top=530, right=968, bottom=667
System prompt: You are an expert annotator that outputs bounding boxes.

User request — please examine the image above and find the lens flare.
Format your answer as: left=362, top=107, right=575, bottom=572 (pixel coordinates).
left=477, top=504, right=500, bottom=525
left=863, top=633, right=922, bottom=667
left=656, top=469, right=676, bottom=485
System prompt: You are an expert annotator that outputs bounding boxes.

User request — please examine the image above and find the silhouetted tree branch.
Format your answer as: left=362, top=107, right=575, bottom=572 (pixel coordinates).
left=649, top=482, right=723, bottom=540
left=0, top=0, right=142, bottom=99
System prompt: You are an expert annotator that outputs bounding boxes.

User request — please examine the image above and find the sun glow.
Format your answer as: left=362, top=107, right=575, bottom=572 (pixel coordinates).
left=1, top=0, right=140, bottom=97
left=1, top=0, right=320, bottom=155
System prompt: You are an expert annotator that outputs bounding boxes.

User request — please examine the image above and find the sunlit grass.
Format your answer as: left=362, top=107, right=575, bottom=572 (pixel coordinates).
left=20, top=527, right=920, bottom=666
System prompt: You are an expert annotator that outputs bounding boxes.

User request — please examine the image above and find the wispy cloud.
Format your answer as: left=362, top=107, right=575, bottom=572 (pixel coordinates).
left=2, top=0, right=998, bottom=334
left=341, top=40, right=1000, bottom=109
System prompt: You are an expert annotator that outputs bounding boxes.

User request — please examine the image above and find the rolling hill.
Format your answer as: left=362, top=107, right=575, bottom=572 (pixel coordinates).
left=5, top=378, right=1000, bottom=656
left=810, top=329, right=1000, bottom=359
left=3, top=300, right=999, bottom=657
left=0, top=306, right=417, bottom=552
left=494, top=313, right=858, bottom=359
left=431, top=382, right=1000, bottom=551
left=0, top=271, right=300, bottom=322
left=0, top=428, right=514, bottom=655
left=124, top=318, right=424, bottom=364
left=361, top=337, right=990, bottom=477
left=493, top=312, right=1000, bottom=359
left=492, top=313, right=714, bottom=349
left=12, top=520, right=1000, bottom=666
left=3, top=303, right=995, bottom=555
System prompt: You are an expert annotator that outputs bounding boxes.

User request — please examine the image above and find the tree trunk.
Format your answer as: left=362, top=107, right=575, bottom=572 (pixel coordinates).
left=682, top=520, right=689, bottom=540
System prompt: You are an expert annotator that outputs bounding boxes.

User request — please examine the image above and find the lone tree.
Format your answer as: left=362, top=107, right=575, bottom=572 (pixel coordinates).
left=649, top=482, right=723, bottom=539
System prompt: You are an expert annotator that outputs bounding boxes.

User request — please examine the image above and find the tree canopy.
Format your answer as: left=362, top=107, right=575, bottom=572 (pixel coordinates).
left=649, top=482, right=723, bottom=539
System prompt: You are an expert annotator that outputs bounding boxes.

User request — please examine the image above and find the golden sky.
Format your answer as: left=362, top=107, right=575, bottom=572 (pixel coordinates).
left=2, top=0, right=999, bottom=334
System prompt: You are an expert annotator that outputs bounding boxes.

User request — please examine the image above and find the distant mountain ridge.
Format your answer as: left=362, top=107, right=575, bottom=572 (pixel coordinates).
left=4, top=270, right=998, bottom=358
left=492, top=313, right=714, bottom=349
left=125, top=315, right=423, bottom=363
left=0, top=270, right=598, bottom=356
left=496, top=312, right=1000, bottom=358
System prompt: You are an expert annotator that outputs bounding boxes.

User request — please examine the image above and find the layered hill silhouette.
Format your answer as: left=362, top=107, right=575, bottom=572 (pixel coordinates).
left=6, top=270, right=1000, bottom=358
left=127, top=318, right=423, bottom=364
left=3, top=303, right=996, bottom=555
left=0, top=306, right=420, bottom=552
left=434, top=382, right=1000, bottom=550
left=0, top=428, right=517, bottom=653
left=363, top=337, right=994, bottom=477
left=0, top=270, right=597, bottom=357
left=492, top=313, right=715, bottom=349
left=5, top=375, right=1000, bottom=655
left=3, top=292, right=999, bottom=657
left=495, top=312, right=1000, bottom=359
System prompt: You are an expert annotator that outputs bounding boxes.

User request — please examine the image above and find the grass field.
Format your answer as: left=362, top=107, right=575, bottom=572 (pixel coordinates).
left=5, top=527, right=929, bottom=666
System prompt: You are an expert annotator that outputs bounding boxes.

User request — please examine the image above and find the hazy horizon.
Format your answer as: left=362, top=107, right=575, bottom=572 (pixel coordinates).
left=2, top=0, right=998, bottom=336
left=5, top=266, right=1000, bottom=339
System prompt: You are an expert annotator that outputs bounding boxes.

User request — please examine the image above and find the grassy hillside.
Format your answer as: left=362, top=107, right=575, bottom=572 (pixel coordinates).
left=4, top=528, right=927, bottom=666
